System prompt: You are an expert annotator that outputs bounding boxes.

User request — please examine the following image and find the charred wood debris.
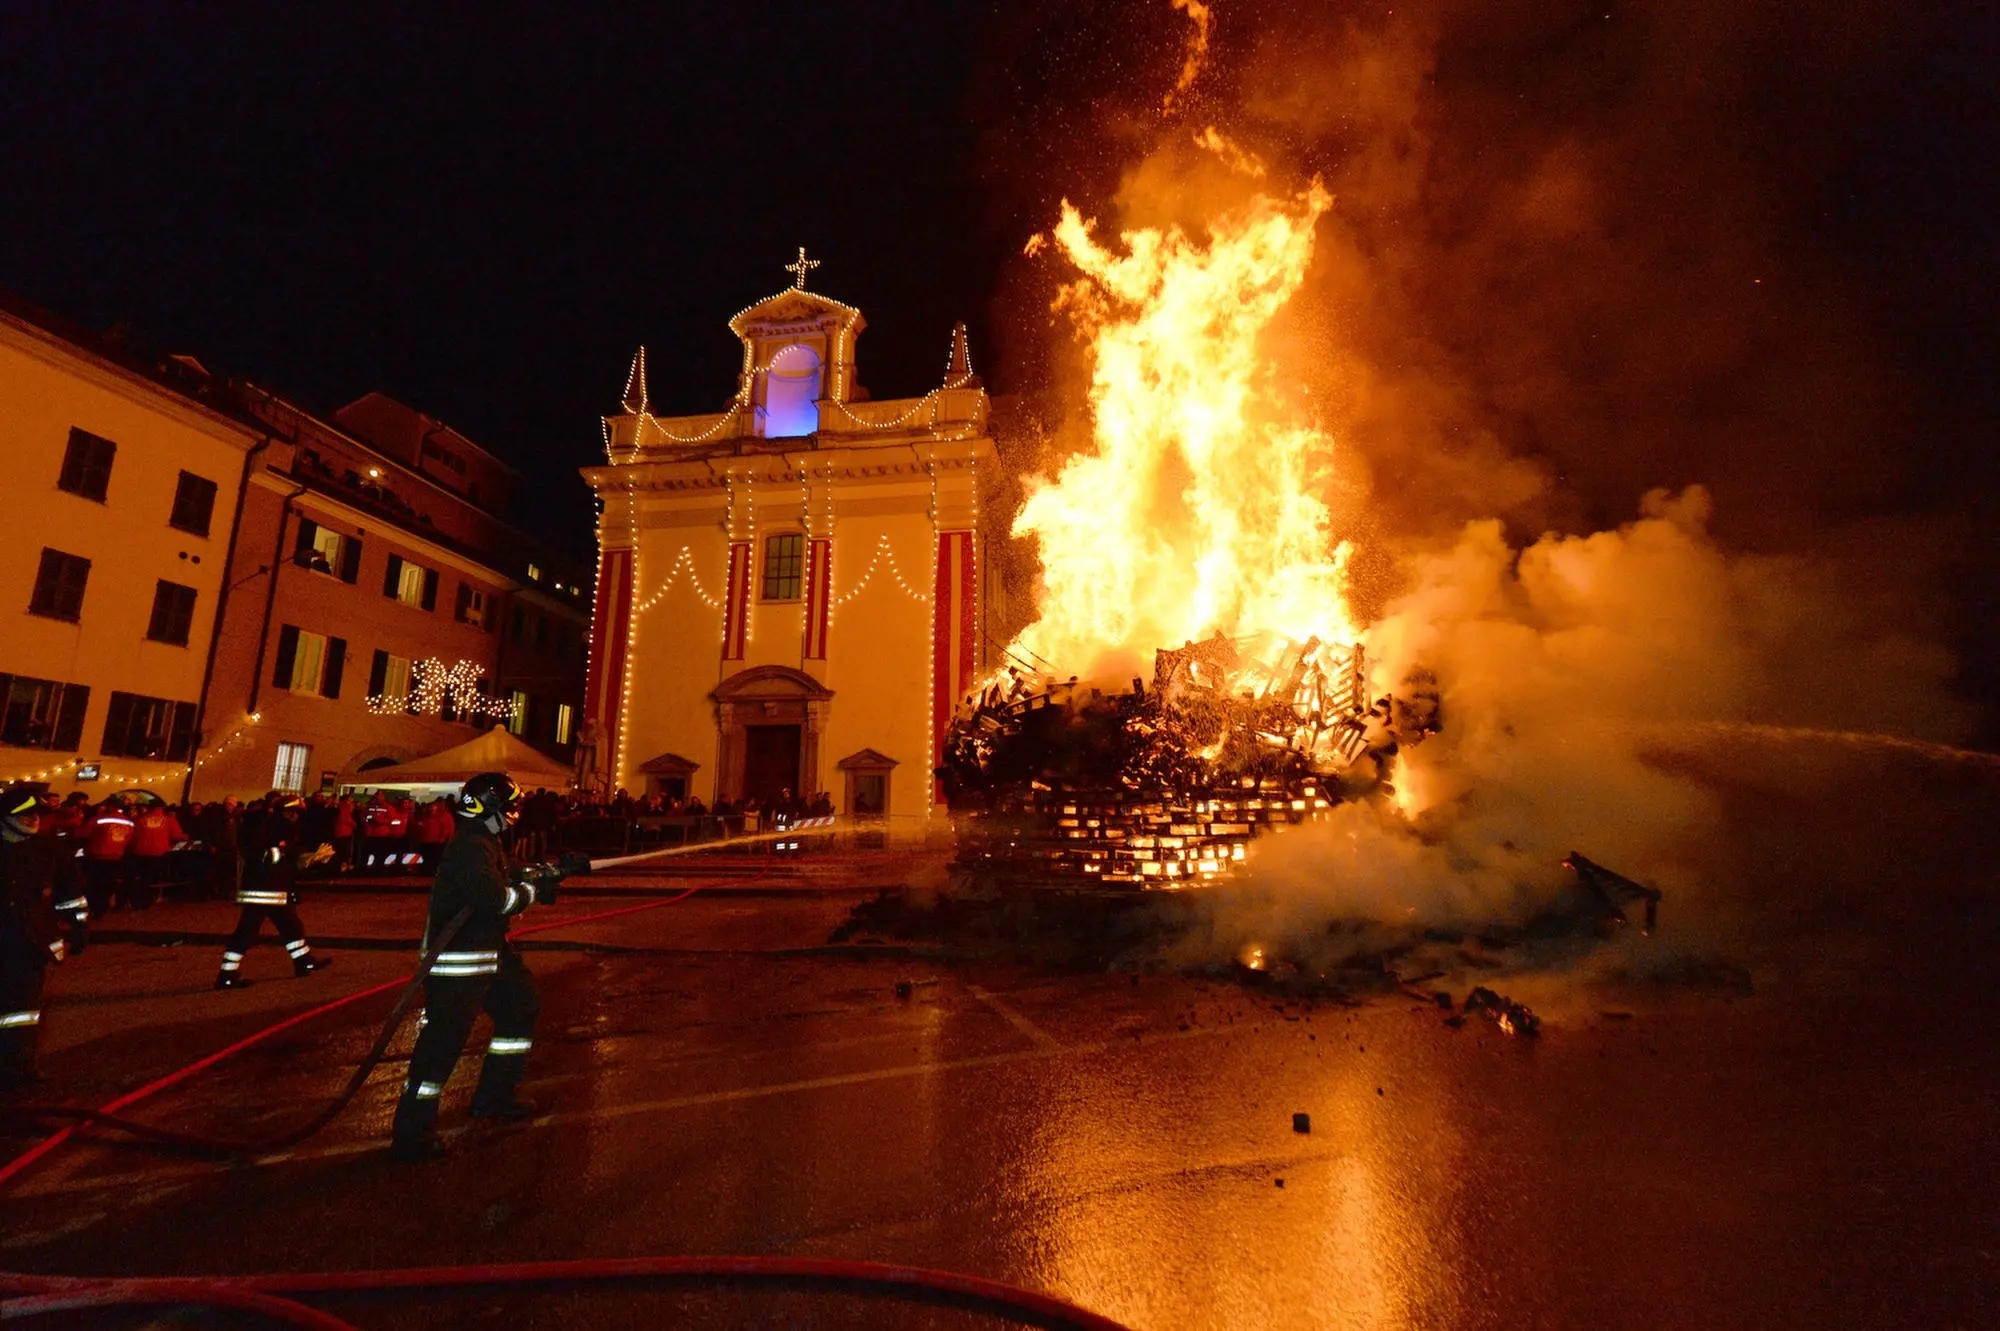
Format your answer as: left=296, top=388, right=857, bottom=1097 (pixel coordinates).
left=937, top=632, right=1439, bottom=890
left=856, top=632, right=1678, bottom=1032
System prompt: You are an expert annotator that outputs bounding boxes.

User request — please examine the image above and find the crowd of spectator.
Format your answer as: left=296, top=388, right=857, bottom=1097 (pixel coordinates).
left=37, top=784, right=842, bottom=913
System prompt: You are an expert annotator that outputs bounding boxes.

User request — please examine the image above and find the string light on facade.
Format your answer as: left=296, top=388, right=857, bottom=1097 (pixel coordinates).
left=832, top=534, right=931, bottom=608
left=634, top=545, right=724, bottom=613
left=367, top=660, right=516, bottom=722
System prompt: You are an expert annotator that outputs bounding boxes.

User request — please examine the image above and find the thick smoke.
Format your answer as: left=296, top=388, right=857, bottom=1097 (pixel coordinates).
left=969, top=0, right=1994, bottom=951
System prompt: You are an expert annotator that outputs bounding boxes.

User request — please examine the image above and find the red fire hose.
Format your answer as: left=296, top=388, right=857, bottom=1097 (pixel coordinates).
left=0, top=870, right=746, bottom=1190
left=0, top=1256, right=1134, bottom=1330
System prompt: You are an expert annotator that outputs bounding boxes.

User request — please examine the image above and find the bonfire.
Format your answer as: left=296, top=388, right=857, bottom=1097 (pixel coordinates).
left=943, top=179, right=1442, bottom=890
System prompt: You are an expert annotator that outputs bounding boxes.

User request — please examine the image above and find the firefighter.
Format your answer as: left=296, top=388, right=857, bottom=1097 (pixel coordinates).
left=214, top=793, right=334, bottom=988
left=1, top=784, right=75, bottom=1091
left=46, top=792, right=91, bottom=949
left=390, top=772, right=571, bottom=1162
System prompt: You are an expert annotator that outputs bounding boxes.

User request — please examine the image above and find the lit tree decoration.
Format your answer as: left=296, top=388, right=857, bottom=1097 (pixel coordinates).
left=367, top=659, right=517, bottom=722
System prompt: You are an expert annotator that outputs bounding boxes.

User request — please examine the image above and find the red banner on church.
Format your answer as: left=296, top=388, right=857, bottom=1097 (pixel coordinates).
left=932, top=530, right=977, bottom=790
left=723, top=540, right=751, bottom=660
left=804, top=538, right=832, bottom=660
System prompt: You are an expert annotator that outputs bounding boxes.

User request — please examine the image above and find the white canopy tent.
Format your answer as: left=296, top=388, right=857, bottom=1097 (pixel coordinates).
left=342, top=729, right=572, bottom=792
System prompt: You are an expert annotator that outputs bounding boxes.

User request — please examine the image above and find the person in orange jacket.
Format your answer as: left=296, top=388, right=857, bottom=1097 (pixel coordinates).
left=81, top=797, right=136, bottom=916
left=124, top=800, right=184, bottom=910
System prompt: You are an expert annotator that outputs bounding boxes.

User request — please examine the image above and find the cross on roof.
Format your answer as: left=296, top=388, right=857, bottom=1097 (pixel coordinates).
left=785, top=247, right=820, bottom=290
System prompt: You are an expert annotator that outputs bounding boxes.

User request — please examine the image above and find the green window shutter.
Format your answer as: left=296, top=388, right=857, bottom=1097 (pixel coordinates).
left=339, top=536, right=362, bottom=584
left=168, top=701, right=198, bottom=761
left=51, top=684, right=89, bottom=752
left=383, top=554, right=404, bottom=597
left=368, top=649, right=388, bottom=696
left=293, top=518, right=318, bottom=564
left=273, top=624, right=300, bottom=689
left=322, top=637, right=347, bottom=699
left=101, top=691, right=136, bottom=756
left=421, top=568, right=439, bottom=611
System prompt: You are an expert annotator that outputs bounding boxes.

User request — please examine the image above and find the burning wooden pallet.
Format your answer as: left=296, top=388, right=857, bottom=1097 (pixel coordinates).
left=940, top=634, right=1386, bottom=891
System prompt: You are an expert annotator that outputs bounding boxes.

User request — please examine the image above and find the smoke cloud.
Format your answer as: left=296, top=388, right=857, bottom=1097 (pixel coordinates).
left=967, top=0, right=1996, bottom=956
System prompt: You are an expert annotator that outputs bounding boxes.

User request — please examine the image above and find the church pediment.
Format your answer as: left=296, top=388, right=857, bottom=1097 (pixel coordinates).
left=712, top=664, right=834, bottom=703
left=729, top=289, right=861, bottom=337
left=834, top=748, right=898, bottom=771
left=637, top=751, right=701, bottom=776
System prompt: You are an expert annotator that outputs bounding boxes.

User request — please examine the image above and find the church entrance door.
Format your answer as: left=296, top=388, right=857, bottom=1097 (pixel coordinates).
left=742, top=724, right=802, bottom=806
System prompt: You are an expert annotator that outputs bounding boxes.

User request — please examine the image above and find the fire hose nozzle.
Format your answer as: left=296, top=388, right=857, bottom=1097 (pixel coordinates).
left=518, top=852, right=593, bottom=905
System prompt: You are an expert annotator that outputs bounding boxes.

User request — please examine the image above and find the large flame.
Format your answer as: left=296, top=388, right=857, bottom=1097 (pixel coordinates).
left=1012, top=183, right=1358, bottom=680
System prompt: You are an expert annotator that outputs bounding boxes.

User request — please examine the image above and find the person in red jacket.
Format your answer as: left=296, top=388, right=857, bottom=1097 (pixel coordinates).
left=124, top=800, right=184, bottom=910
left=413, top=797, right=454, bottom=871
left=331, top=795, right=357, bottom=874
left=385, top=796, right=415, bottom=873
left=360, top=792, right=398, bottom=871
left=81, top=797, right=136, bottom=916
left=45, top=792, right=92, bottom=939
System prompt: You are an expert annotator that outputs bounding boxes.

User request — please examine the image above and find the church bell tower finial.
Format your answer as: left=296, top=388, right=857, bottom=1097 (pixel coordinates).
left=621, top=346, right=650, bottom=414
left=785, top=247, right=820, bottom=291
left=944, top=322, right=980, bottom=388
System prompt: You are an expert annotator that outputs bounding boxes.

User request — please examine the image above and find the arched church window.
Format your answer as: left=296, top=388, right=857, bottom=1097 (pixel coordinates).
left=762, top=343, right=823, bottom=438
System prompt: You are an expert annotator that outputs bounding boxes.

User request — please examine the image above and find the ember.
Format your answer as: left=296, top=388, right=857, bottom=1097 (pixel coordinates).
left=939, top=629, right=1448, bottom=889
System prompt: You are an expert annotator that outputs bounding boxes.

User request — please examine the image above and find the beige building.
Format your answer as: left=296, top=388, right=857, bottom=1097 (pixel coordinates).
left=581, top=269, right=999, bottom=821
left=0, top=297, right=261, bottom=796
left=0, top=292, right=590, bottom=803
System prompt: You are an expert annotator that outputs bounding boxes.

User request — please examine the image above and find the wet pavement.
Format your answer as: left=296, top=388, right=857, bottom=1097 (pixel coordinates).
left=2, top=853, right=1997, bottom=1329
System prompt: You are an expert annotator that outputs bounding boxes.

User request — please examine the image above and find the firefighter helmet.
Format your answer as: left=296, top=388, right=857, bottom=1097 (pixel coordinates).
left=1, top=783, right=50, bottom=821
left=456, top=772, right=522, bottom=825
left=270, top=792, right=306, bottom=813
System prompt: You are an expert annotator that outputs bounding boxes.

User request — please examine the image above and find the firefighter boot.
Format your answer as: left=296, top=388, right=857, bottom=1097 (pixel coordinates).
left=214, top=951, right=252, bottom=989
left=470, top=1034, right=537, bottom=1120
left=389, top=1082, right=447, bottom=1163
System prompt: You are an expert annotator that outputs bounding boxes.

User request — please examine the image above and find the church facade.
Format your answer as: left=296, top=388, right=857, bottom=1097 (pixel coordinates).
left=579, top=263, right=998, bottom=823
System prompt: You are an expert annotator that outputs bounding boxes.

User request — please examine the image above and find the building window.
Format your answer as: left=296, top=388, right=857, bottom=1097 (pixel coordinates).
left=527, top=562, right=543, bottom=582
left=454, top=582, right=488, bottom=626
left=762, top=533, right=804, bottom=601
left=382, top=553, right=435, bottom=608
left=168, top=471, right=219, bottom=536
left=57, top=428, right=116, bottom=501
left=0, top=674, right=90, bottom=751
left=510, top=604, right=525, bottom=642
left=293, top=518, right=360, bottom=582
left=368, top=649, right=415, bottom=708
left=273, top=741, right=313, bottom=793
left=101, top=692, right=198, bottom=761
left=146, top=580, right=198, bottom=646
left=507, top=690, right=530, bottom=736
left=271, top=624, right=346, bottom=699
left=851, top=772, right=888, bottom=817
left=28, top=548, right=91, bottom=622
left=555, top=702, right=574, bottom=746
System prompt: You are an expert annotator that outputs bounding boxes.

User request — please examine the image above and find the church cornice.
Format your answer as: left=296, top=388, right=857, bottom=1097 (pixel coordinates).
left=582, top=437, right=994, bottom=495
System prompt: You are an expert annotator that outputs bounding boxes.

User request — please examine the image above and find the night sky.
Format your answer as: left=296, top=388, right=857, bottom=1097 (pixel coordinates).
left=4, top=2, right=1996, bottom=724
left=0, top=2, right=1002, bottom=554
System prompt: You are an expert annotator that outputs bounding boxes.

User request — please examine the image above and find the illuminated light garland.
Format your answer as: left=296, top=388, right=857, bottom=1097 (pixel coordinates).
left=832, top=534, right=931, bottom=607
left=367, top=660, right=516, bottom=722
left=633, top=545, right=724, bottom=613
left=0, top=712, right=263, bottom=788
left=613, top=479, right=643, bottom=794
